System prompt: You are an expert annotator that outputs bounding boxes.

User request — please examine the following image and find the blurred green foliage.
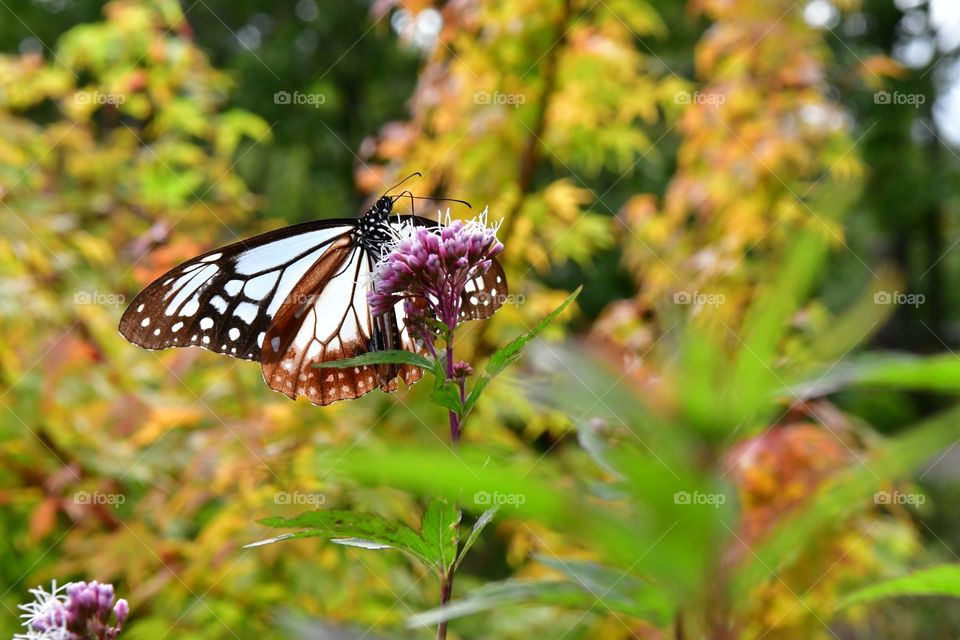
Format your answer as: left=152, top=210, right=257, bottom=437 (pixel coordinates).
left=2, top=0, right=960, bottom=638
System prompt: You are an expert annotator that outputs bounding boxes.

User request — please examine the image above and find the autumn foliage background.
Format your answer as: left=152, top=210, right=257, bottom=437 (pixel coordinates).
left=2, top=0, right=960, bottom=638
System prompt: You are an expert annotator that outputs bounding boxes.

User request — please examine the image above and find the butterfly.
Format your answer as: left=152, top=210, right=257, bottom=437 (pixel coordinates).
left=119, top=187, right=507, bottom=405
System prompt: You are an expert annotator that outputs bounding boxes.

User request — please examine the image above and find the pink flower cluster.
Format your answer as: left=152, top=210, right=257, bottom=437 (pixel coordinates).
left=16, top=580, right=128, bottom=640
left=368, top=212, right=503, bottom=335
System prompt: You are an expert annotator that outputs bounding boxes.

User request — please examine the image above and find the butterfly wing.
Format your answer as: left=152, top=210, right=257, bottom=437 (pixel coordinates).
left=119, top=220, right=356, bottom=361
left=460, top=258, right=508, bottom=321
left=260, top=238, right=423, bottom=405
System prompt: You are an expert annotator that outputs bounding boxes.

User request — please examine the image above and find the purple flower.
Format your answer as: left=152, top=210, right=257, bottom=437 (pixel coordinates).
left=112, top=600, right=129, bottom=627
left=452, top=360, right=473, bottom=380
left=16, top=580, right=128, bottom=640
left=367, top=209, right=505, bottom=445
left=369, top=209, right=504, bottom=336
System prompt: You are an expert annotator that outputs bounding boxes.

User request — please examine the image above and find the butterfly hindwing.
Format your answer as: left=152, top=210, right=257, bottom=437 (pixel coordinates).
left=119, top=221, right=354, bottom=361
left=260, top=238, right=422, bottom=405
left=460, top=258, right=508, bottom=321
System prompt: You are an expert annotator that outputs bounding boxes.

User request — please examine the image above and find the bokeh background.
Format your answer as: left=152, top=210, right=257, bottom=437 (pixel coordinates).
left=3, top=0, right=960, bottom=638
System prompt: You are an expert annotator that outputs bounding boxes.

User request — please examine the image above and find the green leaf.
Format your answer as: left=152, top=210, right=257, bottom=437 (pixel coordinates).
left=331, top=444, right=715, bottom=604
left=535, top=555, right=642, bottom=595
left=247, top=510, right=432, bottom=566
left=575, top=418, right=624, bottom=480
left=784, top=352, right=960, bottom=400
left=421, top=497, right=461, bottom=572
left=431, top=357, right=464, bottom=414
left=407, top=572, right=672, bottom=628
left=838, top=564, right=960, bottom=608
left=730, top=227, right=827, bottom=425
left=463, top=286, right=582, bottom=417
left=456, top=508, right=497, bottom=569
left=312, top=350, right=434, bottom=370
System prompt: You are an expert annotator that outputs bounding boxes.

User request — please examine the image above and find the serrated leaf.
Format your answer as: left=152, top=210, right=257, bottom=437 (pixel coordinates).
left=838, top=564, right=960, bottom=608
left=332, top=538, right=394, bottom=550
left=421, top=497, right=461, bottom=572
left=464, top=286, right=581, bottom=417
left=313, top=350, right=434, bottom=370
left=456, top=508, right=497, bottom=569
left=248, top=510, right=432, bottom=566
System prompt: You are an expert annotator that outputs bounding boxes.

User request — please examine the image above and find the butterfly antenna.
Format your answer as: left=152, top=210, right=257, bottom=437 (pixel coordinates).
left=428, top=196, right=472, bottom=209
left=391, top=194, right=472, bottom=210
left=383, top=172, right=422, bottom=196
left=392, top=189, right=417, bottom=216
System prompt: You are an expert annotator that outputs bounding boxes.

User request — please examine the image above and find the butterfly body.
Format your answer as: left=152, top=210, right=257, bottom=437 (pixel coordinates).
left=119, top=196, right=506, bottom=405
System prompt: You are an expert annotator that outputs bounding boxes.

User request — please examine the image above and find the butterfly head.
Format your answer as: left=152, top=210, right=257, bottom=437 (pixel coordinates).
left=372, top=196, right=395, bottom=222
left=357, top=196, right=399, bottom=254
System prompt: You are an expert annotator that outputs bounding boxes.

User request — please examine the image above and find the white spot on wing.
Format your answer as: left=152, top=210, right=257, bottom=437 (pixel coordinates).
left=210, top=295, right=228, bottom=313
left=224, top=280, right=243, bottom=296
left=229, top=327, right=241, bottom=341
left=180, top=297, right=201, bottom=317
left=199, top=317, right=214, bottom=330
left=234, top=301, right=259, bottom=324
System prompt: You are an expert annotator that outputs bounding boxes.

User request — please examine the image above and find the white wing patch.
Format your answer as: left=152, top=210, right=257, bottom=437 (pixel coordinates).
left=261, top=245, right=426, bottom=406
left=244, top=272, right=279, bottom=300
left=234, top=228, right=344, bottom=275
left=286, top=248, right=373, bottom=357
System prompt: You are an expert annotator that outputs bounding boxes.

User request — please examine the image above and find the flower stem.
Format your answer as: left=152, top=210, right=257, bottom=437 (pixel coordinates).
left=445, top=329, right=461, bottom=446
left=437, top=571, right=455, bottom=640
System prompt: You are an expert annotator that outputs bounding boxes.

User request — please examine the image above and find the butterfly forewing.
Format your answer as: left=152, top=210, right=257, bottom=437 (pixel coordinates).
left=261, top=238, right=422, bottom=405
left=119, top=222, right=354, bottom=361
